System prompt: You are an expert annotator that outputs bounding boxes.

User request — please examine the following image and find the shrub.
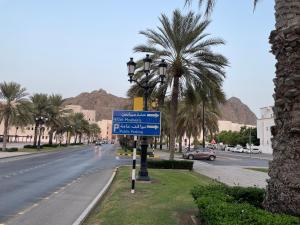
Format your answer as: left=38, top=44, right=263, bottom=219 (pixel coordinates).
left=191, top=185, right=300, bottom=225
left=148, top=160, right=193, bottom=170
left=23, top=145, right=42, bottom=149
left=225, top=186, right=265, bottom=208
left=42, top=144, right=59, bottom=148
left=6, top=147, right=19, bottom=152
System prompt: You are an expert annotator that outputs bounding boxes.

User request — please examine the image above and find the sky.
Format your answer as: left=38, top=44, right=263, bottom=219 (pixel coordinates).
left=0, top=0, right=275, bottom=116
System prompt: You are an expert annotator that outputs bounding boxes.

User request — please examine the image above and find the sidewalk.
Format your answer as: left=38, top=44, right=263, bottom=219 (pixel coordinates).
left=0, top=151, right=31, bottom=159
left=156, top=151, right=269, bottom=188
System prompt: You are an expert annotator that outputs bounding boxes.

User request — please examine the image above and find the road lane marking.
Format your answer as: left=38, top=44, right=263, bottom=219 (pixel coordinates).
left=18, top=203, right=39, bottom=215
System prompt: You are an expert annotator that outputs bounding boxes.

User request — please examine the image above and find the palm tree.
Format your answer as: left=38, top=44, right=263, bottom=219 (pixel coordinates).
left=186, top=0, right=300, bottom=216
left=133, top=9, right=228, bottom=160
left=70, top=112, right=88, bottom=144
left=46, top=94, right=70, bottom=145
left=88, top=123, right=101, bottom=143
left=0, top=82, right=31, bottom=150
left=30, top=93, right=49, bottom=147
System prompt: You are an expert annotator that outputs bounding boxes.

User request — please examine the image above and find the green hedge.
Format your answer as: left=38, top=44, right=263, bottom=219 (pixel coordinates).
left=0, top=147, right=18, bottom=152
left=191, top=185, right=300, bottom=225
left=148, top=160, right=193, bottom=170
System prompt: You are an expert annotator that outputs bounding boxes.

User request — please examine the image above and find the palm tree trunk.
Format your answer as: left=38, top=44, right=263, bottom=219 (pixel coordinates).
left=2, top=116, right=9, bottom=151
left=74, top=133, right=77, bottom=144
left=179, top=136, right=182, bottom=153
left=188, top=136, right=191, bottom=150
left=263, top=0, right=300, bottom=216
left=48, top=130, right=54, bottom=145
left=169, top=76, right=180, bottom=160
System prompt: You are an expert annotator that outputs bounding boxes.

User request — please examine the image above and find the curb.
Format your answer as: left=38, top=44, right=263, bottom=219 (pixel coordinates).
left=72, top=167, right=118, bottom=225
left=0, top=146, right=87, bottom=160
left=117, top=153, right=160, bottom=158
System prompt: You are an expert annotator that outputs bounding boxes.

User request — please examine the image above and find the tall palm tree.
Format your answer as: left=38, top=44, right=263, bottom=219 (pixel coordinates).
left=186, top=0, right=300, bottom=216
left=46, top=94, right=70, bottom=145
left=30, top=93, right=49, bottom=147
left=88, top=123, right=101, bottom=143
left=70, top=112, right=87, bottom=144
left=133, top=9, right=228, bottom=160
left=0, top=82, right=31, bottom=150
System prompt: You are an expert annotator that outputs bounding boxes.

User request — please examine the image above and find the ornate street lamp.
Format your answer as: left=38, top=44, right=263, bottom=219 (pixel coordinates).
left=127, top=55, right=167, bottom=181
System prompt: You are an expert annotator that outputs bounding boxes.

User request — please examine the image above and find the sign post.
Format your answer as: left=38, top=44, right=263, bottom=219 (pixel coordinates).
left=112, top=110, right=161, bottom=182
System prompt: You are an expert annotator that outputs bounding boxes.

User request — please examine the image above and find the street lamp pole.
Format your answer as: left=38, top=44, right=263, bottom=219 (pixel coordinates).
left=127, top=55, right=167, bottom=181
left=35, top=116, right=48, bottom=150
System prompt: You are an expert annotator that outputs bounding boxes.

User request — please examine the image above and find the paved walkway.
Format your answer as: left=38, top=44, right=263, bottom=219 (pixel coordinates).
left=156, top=151, right=269, bottom=188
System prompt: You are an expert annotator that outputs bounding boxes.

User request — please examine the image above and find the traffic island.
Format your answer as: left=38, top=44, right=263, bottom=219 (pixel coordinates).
left=83, top=166, right=215, bottom=225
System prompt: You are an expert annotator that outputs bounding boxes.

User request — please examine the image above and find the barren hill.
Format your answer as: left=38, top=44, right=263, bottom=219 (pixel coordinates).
left=64, top=89, right=131, bottom=121
left=64, top=90, right=257, bottom=125
left=219, top=97, right=257, bottom=125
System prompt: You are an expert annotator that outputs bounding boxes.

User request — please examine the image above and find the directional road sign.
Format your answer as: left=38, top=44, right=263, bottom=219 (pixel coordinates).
left=112, top=110, right=161, bottom=136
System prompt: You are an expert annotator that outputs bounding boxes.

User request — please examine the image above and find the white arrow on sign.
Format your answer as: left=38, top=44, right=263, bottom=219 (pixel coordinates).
left=147, top=113, right=160, bottom=118
left=147, top=125, right=159, bottom=130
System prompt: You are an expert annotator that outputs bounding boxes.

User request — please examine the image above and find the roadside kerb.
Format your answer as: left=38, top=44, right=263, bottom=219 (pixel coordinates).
left=72, top=167, right=118, bottom=225
left=0, top=146, right=87, bottom=160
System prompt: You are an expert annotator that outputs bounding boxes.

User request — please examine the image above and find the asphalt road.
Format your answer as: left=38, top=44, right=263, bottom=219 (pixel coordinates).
left=207, top=150, right=270, bottom=167
left=0, top=144, right=131, bottom=225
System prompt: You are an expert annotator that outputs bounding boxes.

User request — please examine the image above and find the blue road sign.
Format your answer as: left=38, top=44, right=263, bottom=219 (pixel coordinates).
left=112, top=110, right=161, bottom=136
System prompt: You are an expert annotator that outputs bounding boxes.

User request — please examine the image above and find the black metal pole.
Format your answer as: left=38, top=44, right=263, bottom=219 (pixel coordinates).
left=202, top=101, right=205, bottom=148
left=37, top=123, right=41, bottom=150
left=138, top=73, right=150, bottom=181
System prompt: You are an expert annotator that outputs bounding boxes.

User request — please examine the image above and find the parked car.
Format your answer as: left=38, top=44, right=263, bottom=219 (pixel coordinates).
left=231, top=145, right=243, bottom=153
left=244, top=146, right=261, bottom=154
left=182, top=147, right=216, bottom=161
left=225, top=145, right=235, bottom=151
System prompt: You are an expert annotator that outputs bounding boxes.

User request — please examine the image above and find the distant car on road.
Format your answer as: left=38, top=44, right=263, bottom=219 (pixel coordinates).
left=244, top=146, right=261, bottom=154
left=182, top=147, right=216, bottom=161
left=95, top=141, right=102, bottom=146
left=231, top=145, right=244, bottom=153
left=225, top=145, right=235, bottom=151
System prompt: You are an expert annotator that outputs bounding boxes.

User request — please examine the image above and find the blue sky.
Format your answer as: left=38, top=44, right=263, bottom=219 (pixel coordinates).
left=0, top=0, right=275, bottom=115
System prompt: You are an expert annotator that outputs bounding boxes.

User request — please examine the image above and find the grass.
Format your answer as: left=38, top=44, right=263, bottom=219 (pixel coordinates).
left=246, top=167, right=268, bottom=173
left=84, top=167, right=215, bottom=225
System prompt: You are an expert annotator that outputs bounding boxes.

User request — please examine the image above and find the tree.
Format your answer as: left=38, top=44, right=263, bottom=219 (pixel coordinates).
left=0, top=82, right=31, bottom=150
left=133, top=9, right=228, bottom=160
left=88, top=123, right=101, bottom=143
left=30, top=93, right=49, bottom=147
left=186, top=0, right=300, bottom=216
left=46, top=94, right=70, bottom=145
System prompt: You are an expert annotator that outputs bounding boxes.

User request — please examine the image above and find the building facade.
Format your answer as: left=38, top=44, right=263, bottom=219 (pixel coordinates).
left=0, top=105, right=98, bottom=144
left=257, top=106, right=275, bottom=154
left=97, top=120, right=113, bottom=141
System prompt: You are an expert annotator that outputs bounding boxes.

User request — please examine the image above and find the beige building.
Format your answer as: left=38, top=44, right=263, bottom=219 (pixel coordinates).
left=65, top=105, right=96, bottom=123
left=0, top=105, right=98, bottom=144
left=97, top=120, right=113, bottom=140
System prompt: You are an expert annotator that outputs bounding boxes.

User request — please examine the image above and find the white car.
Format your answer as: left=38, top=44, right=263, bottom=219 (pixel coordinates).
left=244, top=146, right=261, bottom=154
left=231, top=145, right=244, bottom=153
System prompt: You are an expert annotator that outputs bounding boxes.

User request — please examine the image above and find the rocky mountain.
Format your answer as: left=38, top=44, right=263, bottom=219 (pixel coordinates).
left=64, top=90, right=257, bottom=125
left=63, top=89, right=131, bottom=121
left=219, top=97, right=257, bottom=125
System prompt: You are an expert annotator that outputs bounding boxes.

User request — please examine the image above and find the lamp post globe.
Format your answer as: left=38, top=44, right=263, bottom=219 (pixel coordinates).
left=127, top=58, right=136, bottom=83
left=143, top=54, right=152, bottom=73
left=158, top=59, right=167, bottom=84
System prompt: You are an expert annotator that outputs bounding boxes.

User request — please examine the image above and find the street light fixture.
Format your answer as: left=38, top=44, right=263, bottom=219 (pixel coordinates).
left=127, top=55, right=167, bottom=181
left=35, top=116, right=48, bottom=150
